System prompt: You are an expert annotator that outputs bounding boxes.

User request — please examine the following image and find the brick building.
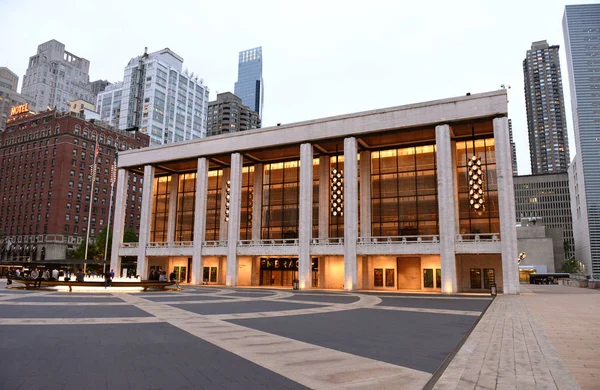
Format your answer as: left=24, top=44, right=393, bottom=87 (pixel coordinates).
left=0, top=108, right=148, bottom=262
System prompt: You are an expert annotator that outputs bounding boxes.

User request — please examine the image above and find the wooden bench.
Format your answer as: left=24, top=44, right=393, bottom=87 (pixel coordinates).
left=11, top=279, right=175, bottom=292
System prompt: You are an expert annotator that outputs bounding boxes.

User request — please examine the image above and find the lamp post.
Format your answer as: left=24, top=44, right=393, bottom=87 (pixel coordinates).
left=103, top=156, right=117, bottom=274
left=83, top=138, right=99, bottom=273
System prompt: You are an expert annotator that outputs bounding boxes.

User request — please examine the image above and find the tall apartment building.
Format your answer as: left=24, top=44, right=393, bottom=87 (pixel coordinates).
left=513, top=173, right=574, bottom=269
left=523, top=40, right=569, bottom=174
left=564, top=4, right=600, bottom=278
left=96, top=48, right=209, bottom=145
left=0, top=68, right=35, bottom=132
left=0, top=109, right=148, bottom=262
left=207, top=92, right=261, bottom=137
left=21, top=40, right=94, bottom=113
left=234, top=47, right=263, bottom=119
left=509, top=119, right=518, bottom=175
left=89, top=80, right=110, bottom=101
left=96, top=82, right=123, bottom=128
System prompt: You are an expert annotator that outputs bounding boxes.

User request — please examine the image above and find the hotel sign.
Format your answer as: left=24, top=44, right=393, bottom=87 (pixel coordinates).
left=10, top=103, right=29, bottom=116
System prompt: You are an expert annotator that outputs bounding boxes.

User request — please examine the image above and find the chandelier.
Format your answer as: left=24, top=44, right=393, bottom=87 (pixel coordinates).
left=225, top=180, right=231, bottom=222
left=331, top=167, right=344, bottom=217
left=468, top=155, right=485, bottom=211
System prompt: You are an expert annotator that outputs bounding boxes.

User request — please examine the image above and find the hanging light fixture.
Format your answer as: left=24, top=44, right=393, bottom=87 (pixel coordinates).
left=331, top=147, right=344, bottom=217
left=225, top=180, right=231, bottom=222
left=468, top=127, right=485, bottom=212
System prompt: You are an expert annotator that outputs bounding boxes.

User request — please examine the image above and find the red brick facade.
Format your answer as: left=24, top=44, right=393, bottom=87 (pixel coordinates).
left=0, top=110, right=149, bottom=261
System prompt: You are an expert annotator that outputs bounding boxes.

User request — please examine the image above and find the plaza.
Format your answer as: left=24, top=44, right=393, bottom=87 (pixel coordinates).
left=110, top=90, right=519, bottom=295
left=0, top=282, right=595, bottom=389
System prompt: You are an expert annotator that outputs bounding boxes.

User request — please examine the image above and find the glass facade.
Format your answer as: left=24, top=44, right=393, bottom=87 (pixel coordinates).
left=175, top=173, right=196, bottom=241
left=205, top=170, right=222, bottom=241
left=150, top=176, right=170, bottom=242
left=371, top=146, right=438, bottom=236
left=456, top=139, right=499, bottom=234
left=262, top=161, right=299, bottom=239
left=240, top=167, right=254, bottom=240
left=234, top=47, right=263, bottom=118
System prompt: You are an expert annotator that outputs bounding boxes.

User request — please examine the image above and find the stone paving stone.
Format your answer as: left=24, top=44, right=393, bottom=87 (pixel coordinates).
left=377, top=297, right=491, bottom=311
left=225, top=292, right=278, bottom=298
left=174, top=300, right=320, bottom=315
left=230, top=307, right=477, bottom=374
left=0, top=304, right=151, bottom=318
left=0, top=323, right=307, bottom=390
left=280, top=294, right=360, bottom=304
left=8, top=295, right=125, bottom=303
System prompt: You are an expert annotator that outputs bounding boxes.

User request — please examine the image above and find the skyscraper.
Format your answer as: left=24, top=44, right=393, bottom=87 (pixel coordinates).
left=523, top=40, right=569, bottom=174
left=234, top=47, right=263, bottom=119
left=97, top=48, right=209, bottom=145
left=564, top=4, right=600, bottom=278
left=509, top=119, right=518, bottom=175
left=21, top=40, right=93, bottom=113
left=0, top=67, right=34, bottom=132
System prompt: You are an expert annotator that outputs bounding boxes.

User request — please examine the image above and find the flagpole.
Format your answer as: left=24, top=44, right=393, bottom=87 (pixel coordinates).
left=83, top=138, right=99, bottom=274
left=102, top=142, right=118, bottom=275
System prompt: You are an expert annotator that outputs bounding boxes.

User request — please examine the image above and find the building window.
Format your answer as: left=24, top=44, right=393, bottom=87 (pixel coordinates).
left=262, top=161, right=299, bottom=240
left=175, top=173, right=196, bottom=241
left=470, top=268, right=482, bottom=289
left=371, top=145, right=438, bottom=237
left=205, top=170, right=222, bottom=241
left=240, top=167, right=254, bottom=240
left=150, top=176, right=170, bottom=242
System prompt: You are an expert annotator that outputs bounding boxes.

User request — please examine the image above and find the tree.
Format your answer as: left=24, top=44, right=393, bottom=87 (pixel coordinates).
left=561, top=258, right=582, bottom=274
left=72, top=238, right=101, bottom=260
left=94, top=227, right=139, bottom=261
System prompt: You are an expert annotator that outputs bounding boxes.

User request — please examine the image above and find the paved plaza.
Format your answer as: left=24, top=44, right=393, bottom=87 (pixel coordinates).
left=0, top=283, right=596, bottom=389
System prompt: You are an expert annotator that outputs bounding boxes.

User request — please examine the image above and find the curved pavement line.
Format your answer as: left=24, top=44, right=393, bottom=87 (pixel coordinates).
left=116, top=292, right=432, bottom=389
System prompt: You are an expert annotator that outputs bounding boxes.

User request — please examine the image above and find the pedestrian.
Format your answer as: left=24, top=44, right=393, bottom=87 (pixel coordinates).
left=104, top=269, right=112, bottom=288
left=7, top=268, right=13, bottom=286
left=159, top=271, right=167, bottom=282
left=75, top=269, right=85, bottom=283
left=170, top=270, right=179, bottom=288
left=15, top=268, right=21, bottom=279
left=51, top=268, right=59, bottom=281
left=109, top=269, right=115, bottom=279
left=42, top=269, right=50, bottom=281
left=30, top=268, right=41, bottom=288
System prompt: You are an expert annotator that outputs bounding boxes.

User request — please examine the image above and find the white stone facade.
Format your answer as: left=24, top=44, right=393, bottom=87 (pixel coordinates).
left=111, top=90, right=519, bottom=294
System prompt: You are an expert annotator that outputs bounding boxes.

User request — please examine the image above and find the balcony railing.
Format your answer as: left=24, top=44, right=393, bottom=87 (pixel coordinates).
left=202, top=240, right=228, bottom=247
left=456, top=233, right=500, bottom=242
left=358, top=235, right=440, bottom=244
left=310, top=238, right=344, bottom=245
left=146, top=241, right=193, bottom=248
left=121, top=242, right=139, bottom=248
left=238, top=239, right=299, bottom=247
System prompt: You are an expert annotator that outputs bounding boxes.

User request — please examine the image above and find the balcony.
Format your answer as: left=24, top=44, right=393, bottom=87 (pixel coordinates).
left=455, top=233, right=501, bottom=253
left=146, top=241, right=193, bottom=256
left=357, top=235, right=440, bottom=255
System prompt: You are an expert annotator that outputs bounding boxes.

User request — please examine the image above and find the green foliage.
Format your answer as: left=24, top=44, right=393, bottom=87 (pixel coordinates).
left=72, top=238, right=101, bottom=260
left=73, top=227, right=138, bottom=260
left=561, top=258, right=582, bottom=274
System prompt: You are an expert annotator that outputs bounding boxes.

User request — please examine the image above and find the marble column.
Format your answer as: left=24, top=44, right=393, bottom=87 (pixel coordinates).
left=436, top=124, right=458, bottom=293
left=192, top=158, right=208, bottom=285
left=318, top=156, right=330, bottom=239
left=137, top=165, right=155, bottom=280
left=299, top=143, right=313, bottom=289
left=226, top=153, right=243, bottom=286
left=494, top=117, right=520, bottom=295
left=344, top=137, right=359, bottom=291
left=110, top=169, right=129, bottom=275
left=167, top=173, right=179, bottom=242
left=252, top=163, right=263, bottom=241
left=359, top=150, right=372, bottom=239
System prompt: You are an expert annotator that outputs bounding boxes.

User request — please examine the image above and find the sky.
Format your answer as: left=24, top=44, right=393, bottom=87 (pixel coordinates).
left=0, top=0, right=597, bottom=175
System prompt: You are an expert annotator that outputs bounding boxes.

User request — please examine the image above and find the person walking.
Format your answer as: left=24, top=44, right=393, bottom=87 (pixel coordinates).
left=30, top=268, right=41, bottom=288
left=170, top=270, right=179, bottom=289
left=104, top=270, right=112, bottom=288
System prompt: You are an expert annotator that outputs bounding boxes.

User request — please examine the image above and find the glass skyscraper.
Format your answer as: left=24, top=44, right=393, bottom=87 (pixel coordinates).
left=234, top=47, right=263, bottom=119
left=564, top=4, right=600, bottom=278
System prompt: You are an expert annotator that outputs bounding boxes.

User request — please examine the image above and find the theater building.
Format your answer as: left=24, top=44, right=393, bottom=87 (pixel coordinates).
left=110, top=90, right=520, bottom=294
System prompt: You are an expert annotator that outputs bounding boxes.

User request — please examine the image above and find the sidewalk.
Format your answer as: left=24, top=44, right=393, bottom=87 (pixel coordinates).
left=433, top=284, right=593, bottom=390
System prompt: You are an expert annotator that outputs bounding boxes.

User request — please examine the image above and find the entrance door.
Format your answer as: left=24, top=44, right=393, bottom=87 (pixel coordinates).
left=174, top=266, right=187, bottom=283
left=397, top=257, right=421, bottom=290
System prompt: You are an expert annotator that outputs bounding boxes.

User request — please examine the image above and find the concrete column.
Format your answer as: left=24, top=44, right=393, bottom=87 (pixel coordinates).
left=344, top=137, right=359, bottom=291
left=226, top=153, right=243, bottom=286
left=219, top=168, right=230, bottom=241
left=436, top=124, right=458, bottom=294
left=359, top=150, right=372, bottom=238
left=299, top=143, right=313, bottom=289
left=318, top=156, right=330, bottom=238
left=252, top=164, right=263, bottom=241
left=167, top=173, right=179, bottom=242
left=137, top=165, right=155, bottom=279
left=192, top=158, right=208, bottom=285
left=494, top=117, right=520, bottom=295
left=110, top=169, right=129, bottom=275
